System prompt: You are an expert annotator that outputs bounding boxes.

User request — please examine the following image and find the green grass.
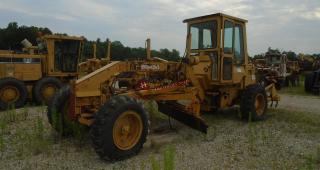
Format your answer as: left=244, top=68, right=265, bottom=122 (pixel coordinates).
left=299, top=146, right=320, bottom=170
left=271, top=108, right=320, bottom=126
left=144, top=100, right=168, bottom=120
left=150, top=155, right=161, bottom=170
left=163, top=146, right=175, bottom=170
left=149, top=146, right=175, bottom=170
left=0, top=100, right=319, bottom=169
left=0, top=120, right=6, bottom=151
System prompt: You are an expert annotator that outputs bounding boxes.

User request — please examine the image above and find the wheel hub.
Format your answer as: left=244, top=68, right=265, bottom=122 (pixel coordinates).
left=0, top=86, right=19, bottom=103
left=255, top=94, right=265, bottom=116
left=121, top=125, right=130, bottom=134
left=113, top=111, right=143, bottom=150
left=41, top=84, right=56, bottom=101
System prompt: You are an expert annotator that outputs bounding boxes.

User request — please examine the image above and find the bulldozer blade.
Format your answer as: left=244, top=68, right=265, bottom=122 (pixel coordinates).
left=157, top=102, right=208, bottom=133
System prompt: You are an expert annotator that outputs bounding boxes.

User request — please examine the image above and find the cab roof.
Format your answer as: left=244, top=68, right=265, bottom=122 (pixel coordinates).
left=183, top=13, right=248, bottom=23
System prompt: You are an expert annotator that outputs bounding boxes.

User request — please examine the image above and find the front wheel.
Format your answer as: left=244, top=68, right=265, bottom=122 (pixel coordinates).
left=90, top=95, right=149, bottom=161
left=240, top=84, right=268, bottom=121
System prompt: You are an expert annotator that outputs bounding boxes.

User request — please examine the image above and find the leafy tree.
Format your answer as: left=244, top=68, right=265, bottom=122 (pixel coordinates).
left=267, top=47, right=280, bottom=54
left=253, top=54, right=264, bottom=59
left=2, top=22, right=320, bottom=64
left=282, top=51, right=297, bottom=61
left=82, top=39, right=181, bottom=62
left=0, top=22, right=52, bottom=50
left=0, top=22, right=181, bottom=61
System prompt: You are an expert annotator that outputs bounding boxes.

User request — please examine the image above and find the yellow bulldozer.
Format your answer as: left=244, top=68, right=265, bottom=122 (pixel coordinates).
left=47, top=13, right=280, bottom=161
left=0, top=35, right=84, bottom=109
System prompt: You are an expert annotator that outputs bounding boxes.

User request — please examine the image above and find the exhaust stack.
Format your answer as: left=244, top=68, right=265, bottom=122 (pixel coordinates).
left=21, top=39, right=33, bottom=48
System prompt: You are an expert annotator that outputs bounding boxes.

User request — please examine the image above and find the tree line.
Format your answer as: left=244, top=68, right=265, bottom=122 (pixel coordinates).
left=0, top=22, right=52, bottom=50
left=0, top=22, right=181, bottom=61
left=82, top=38, right=180, bottom=62
left=1, top=22, right=319, bottom=62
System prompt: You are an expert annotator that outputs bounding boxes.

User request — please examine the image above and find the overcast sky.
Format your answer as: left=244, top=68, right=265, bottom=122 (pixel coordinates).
left=0, top=0, right=319, bottom=55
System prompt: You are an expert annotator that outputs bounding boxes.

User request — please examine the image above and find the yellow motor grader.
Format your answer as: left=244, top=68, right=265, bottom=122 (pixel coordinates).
left=254, top=51, right=301, bottom=89
left=78, top=40, right=112, bottom=75
left=47, top=13, right=280, bottom=161
left=0, top=35, right=84, bottom=109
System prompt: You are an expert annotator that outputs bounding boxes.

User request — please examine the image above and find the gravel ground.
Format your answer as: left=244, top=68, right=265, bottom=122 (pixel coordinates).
left=0, top=94, right=319, bottom=170
left=278, top=94, right=320, bottom=114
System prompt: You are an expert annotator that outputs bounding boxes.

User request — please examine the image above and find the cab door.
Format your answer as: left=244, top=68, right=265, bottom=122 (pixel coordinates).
left=221, top=19, right=234, bottom=83
left=233, top=22, right=246, bottom=83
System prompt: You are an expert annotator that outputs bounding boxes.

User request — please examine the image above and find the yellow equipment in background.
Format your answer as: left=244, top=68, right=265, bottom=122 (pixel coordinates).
left=0, top=35, right=84, bottom=109
left=78, top=39, right=112, bottom=75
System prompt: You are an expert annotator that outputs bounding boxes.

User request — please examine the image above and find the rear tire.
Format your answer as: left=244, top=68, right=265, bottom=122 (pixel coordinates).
left=47, top=86, right=75, bottom=136
left=90, top=95, right=149, bottom=161
left=240, top=84, right=267, bottom=121
left=284, top=77, right=289, bottom=87
left=274, top=78, right=284, bottom=90
left=33, top=77, right=63, bottom=105
left=0, top=77, right=28, bottom=110
left=304, top=73, right=313, bottom=93
left=275, top=81, right=282, bottom=90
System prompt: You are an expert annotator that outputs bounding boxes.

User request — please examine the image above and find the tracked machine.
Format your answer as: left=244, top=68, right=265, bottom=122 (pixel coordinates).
left=48, top=13, right=280, bottom=160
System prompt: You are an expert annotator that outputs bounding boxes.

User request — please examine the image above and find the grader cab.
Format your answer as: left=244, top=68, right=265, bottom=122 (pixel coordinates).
left=0, top=35, right=83, bottom=109
left=47, top=13, right=280, bottom=161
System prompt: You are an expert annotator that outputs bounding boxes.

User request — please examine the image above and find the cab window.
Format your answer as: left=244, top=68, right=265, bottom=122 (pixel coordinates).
left=54, top=40, right=80, bottom=72
left=190, top=21, right=217, bottom=50
left=223, top=21, right=233, bottom=54
left=234, top=24, right=244, bottom=64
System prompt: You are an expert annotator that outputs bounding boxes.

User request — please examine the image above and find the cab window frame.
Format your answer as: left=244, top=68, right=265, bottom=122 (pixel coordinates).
left=223, top=20, right=234, bottom=54
left=234, top=23, right=245, bottom=65
left=189, top=20, right=218, bottom=50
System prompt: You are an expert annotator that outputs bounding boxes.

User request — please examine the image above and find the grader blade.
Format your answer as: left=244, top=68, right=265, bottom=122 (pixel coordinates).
left=157, top=102, right=208, bottom=133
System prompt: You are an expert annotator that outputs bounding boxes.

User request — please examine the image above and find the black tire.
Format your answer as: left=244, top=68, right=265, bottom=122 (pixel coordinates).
left=47, top=85, right=75, bottom=136
left=240, top=84, right=268, bottom=121
left=90, top=95, right=149, bottom=161
left=258, top=78, right=267, bottom=88
left=0, top=77, right=28, bottom=110
left=118, top=80, right=129, bottom=88
left=275, top=82, right=282, bottom=90
left=274, top=78, right=285, bottom=90
left=284, top=77, right=289, bottom=87
left=33, top=77, right=63, bottom=105
left=304, top=73, right=313, bottom=93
